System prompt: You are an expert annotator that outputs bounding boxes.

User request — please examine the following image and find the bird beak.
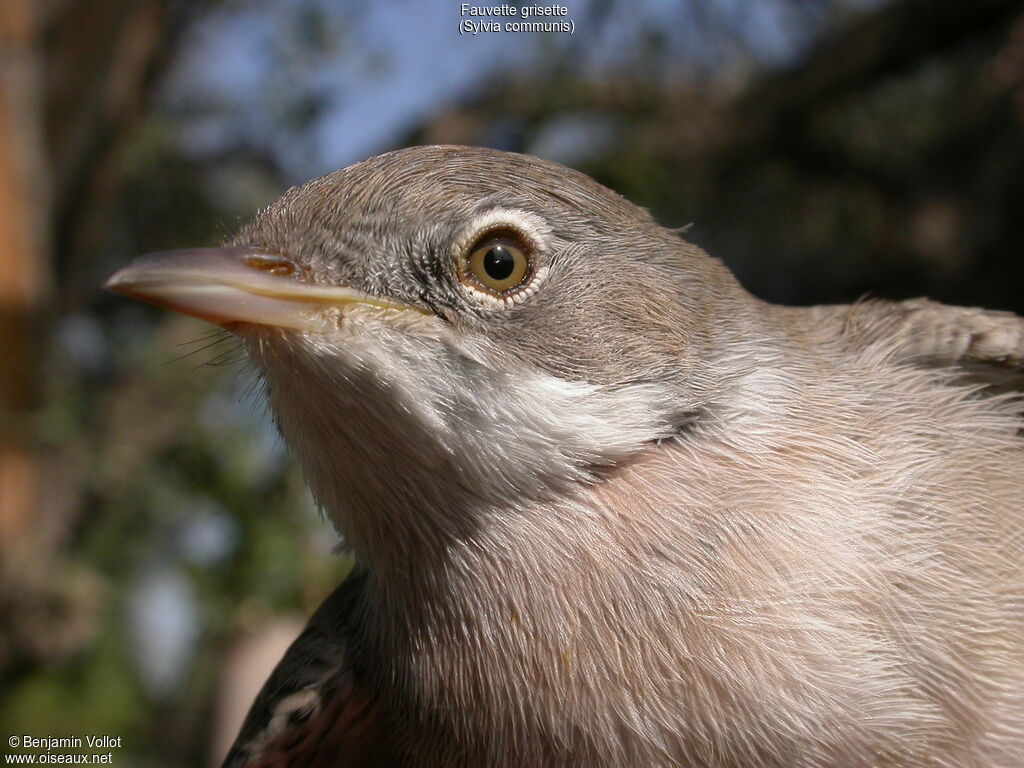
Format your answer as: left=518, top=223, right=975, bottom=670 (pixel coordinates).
left=104, top=247, right=421, bottom=331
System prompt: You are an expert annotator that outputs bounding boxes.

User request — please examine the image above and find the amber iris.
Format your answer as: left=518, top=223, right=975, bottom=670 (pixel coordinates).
left=465, top=236, right=530, bottom=294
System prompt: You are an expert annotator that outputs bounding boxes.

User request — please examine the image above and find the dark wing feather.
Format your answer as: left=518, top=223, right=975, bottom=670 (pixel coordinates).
left=221, top=572, right=403, bottom=768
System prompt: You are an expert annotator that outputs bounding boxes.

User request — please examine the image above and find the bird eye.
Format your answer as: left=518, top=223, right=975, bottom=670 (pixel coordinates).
left=461, top=234, right=532, bottom=296
left=454, top=210, right=549, bottom=308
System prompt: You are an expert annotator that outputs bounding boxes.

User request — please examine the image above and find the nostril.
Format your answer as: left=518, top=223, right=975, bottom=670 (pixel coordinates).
left=244, top=253, right=298, bottom=277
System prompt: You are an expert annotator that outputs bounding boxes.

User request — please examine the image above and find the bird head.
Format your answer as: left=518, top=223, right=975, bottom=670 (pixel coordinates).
left=107, top=146, right=755, bottom=570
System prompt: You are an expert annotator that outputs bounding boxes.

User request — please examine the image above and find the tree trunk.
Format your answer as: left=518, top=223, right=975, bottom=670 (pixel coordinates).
left=0, top=0, right=50, bottom=556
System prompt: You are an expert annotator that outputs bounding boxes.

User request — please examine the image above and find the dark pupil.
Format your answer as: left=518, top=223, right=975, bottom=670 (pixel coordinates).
left=483, top=246, right=516, bottom=281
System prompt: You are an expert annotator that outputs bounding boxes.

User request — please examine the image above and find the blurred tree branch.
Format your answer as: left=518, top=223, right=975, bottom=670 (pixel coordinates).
left=727, top=0, right=1024, bottom=166
left=43, top=0, right=198, bottom=304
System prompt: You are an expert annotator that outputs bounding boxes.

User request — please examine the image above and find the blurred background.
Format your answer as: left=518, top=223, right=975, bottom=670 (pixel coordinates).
left=1, top=0, right=1022, bottom=764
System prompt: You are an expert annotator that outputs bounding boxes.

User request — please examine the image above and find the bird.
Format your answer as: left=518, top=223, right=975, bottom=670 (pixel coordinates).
left=106, top=145, right=1024, bottom=768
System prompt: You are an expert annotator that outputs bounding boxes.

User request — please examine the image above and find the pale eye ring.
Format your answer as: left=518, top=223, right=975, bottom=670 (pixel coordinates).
left=454, top=209, right=549, bottom=308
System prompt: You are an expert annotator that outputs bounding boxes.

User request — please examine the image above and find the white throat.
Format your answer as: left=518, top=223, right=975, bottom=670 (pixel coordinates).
left=246, top=308, right=688, bottom=574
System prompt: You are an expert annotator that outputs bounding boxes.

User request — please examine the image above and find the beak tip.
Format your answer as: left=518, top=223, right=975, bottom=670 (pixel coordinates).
left=103, top=265, right=145, bottom=296
left=103, top=270, right=126, bottom=292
